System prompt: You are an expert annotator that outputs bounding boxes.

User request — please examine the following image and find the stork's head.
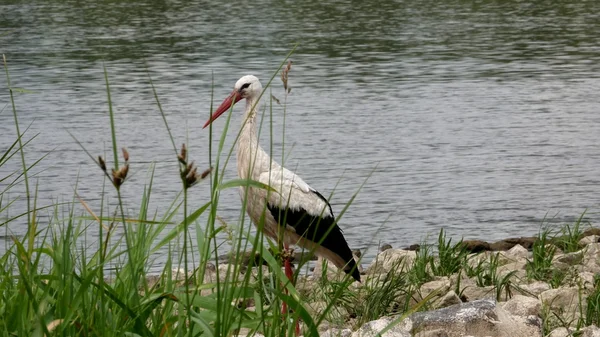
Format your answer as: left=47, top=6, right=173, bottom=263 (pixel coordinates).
left=203, top=75, right=262, bottom=128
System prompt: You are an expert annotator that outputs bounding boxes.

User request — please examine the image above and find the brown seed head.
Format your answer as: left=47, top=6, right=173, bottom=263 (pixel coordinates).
left=111, top=168, right=122, bottom=187
left=178, top=144, right=188, bottom=165
left=120, top=164, right=129, bottom=180
left=186, top=166, right=198, bottom=187
left=98, top=156, right=107, bottom=172
left=110, top=164, right=129, bottom=188
left=200, top=167, right=213, bottom=180
left=180, top=143, right=187, bottom=159
left=122, top=148, right=129, bottom=162
left=180, top=161, right=199, bottom=188
left=281, top=60, right=292, bottom=91
left=271, top=94, right=281, bottom=105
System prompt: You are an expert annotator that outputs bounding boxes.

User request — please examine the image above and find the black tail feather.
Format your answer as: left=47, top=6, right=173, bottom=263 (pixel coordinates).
left=267, top=202, right=361, bottom=282
left=344, top=257, right=361, bottom=282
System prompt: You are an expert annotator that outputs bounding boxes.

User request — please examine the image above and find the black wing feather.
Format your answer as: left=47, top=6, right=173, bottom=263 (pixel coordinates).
left=267, top=191, right=360, bottom=282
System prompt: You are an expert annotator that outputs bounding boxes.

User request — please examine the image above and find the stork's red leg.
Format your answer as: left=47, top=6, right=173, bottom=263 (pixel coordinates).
left=281, top=244, right=300, bottom=336
left=282, top=300, right=288, bottom=315
left=284, top=256, right=294, bottom=283
left=281, top=243, right=292, bottom=315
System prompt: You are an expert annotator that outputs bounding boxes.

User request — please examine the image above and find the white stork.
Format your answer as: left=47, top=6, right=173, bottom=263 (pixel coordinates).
left=203, top=75, right=360, bottom=283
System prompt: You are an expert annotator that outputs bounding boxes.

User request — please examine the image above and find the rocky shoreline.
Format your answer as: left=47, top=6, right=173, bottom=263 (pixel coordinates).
left=335, top=230, right=599, bottom=337
left=173, top=228, right=600, bottom=337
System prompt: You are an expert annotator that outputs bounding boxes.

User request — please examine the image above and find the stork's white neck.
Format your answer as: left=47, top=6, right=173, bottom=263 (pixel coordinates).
left=237, top=96, right=269, bottom=180
left=243, top=96, right=259, bottom=124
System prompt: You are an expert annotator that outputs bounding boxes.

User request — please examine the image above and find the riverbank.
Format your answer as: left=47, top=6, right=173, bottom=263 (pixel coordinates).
left=3, top=56, right=599, bottom=336
left=146, top=222, right=599, bottom=337
left=2, top=196, right=597, bottom=336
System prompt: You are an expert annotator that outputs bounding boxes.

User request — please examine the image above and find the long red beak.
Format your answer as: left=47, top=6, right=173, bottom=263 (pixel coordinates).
left=203, top=91, right=243, bottom=128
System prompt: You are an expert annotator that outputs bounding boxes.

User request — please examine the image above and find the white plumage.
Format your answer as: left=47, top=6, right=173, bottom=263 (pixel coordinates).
left=204, top=75, right=359, bottom=282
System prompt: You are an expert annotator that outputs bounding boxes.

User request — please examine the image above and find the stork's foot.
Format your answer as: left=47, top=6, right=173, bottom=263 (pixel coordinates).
left=280, top=305, right=301, bottom=336
left=280, top=247, right=295, bottom=262
left=280, top=247, right=296, bottom=283
left=269, top=247, right=295, bottom=264
left=280, top=245, right=299, bottom=336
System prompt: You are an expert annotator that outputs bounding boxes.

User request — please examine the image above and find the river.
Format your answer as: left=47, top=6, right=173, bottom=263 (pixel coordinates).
left=1, top=0, right=600, bottom=268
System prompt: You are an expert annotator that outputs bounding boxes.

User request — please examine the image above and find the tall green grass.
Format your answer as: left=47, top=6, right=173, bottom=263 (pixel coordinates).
left=3, top=52, right=600, bottom=336
left=0, top=53, right=390, bottom=336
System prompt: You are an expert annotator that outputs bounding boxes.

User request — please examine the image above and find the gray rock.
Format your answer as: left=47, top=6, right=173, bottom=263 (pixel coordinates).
left=539, top=287, right=584, bottom=323
left=490, top=237, right=536, bottom=251
left=497, top=260, right=527, bottom=279
left=582, top=244, right=600, bottom=274
left=579, top=271, right=597, bottom=290
left=580, top=235, right=600, bottom=246
left=581, top=325, right=600, bottom=337
left=322, top=328, right=353, bottom=337
left=582, top=258, right=600, bottom=274
left=583, top=229, right=600, bottom=237
left=414, top=329, right=448, bottom=337
left=433, top=290, right=462, bottom=309
left=465, top=253, right=488, bottom=270
left=400, top=299, right=542, bottom=337
left=362, top=273, right=392, bottom=289
left=547, top=327, right=574, bottom=337
left=248, top=265, right=272, bottom=284
left=317, top=320, right=332, bottom=333
left=518, top=281, right=550, bottom=297
left=585, top=243, right=600, bottom=260
left=539, top=287, right=580, bottom=310
left=552, top=261, right=573, bottom=271
left=381, top=243, right=393, bottom=252
left=145, top=275, right=161, bottom=288
left=449, top=272, right=476, bottom=288
left=501, top=295, right=542, bottom=317
left=555, top=251, right=584, bottom=265
left=420, top=278, right=451, bottom=299
left=366, top=249, right=417, bottom=274
left=460, top=240, right=491, bottom=253
left=460, top=285, right=496, bottom=302
left=306, top=301, right=349, bottom=322
left=313, top=257, right=343, bottom=280
left=199, top=263, right=245, bottom=284
left=505, top=244, right=530, bottom=259
left=494, top=251, right=518, bottom=266
left=351, top=316, right=411, bottom=337
left=234, top=331, right=265, bottom=337
left=295, top=277, right=317, bottom=296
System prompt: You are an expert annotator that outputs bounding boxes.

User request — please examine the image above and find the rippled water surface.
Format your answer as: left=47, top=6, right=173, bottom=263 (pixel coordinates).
left=2, top=0, right=600, bottom=265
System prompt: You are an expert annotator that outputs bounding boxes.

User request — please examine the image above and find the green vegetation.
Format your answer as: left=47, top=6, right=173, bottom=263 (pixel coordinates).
left=526, top=228, right=557, bottom=283
left=0, top=53, right=326, bottom=336
left=2, top=52, right=600, bottom=336
left=586, top=275, right=600, bottom=326
left=431, top=229, right=469, bottom=277
left=554, top=213, right=588, bottom=253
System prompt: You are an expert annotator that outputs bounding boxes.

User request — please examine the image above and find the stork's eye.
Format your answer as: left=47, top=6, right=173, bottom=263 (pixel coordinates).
left=240, top=83, right=251, bottom=90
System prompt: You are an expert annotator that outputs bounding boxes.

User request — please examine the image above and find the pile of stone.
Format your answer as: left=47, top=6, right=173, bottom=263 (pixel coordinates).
left=226, top=230, right=600, bottom=337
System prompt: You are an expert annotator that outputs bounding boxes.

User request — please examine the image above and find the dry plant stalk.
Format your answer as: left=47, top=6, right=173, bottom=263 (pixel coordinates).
left=98, top=156, right=107, bottom=172
left=281, top=60, right=292, bottom=93
left=46, top=319, right=64, bottom=335
left=178, top=143, right=187, bottom=165
left=98, top=147, right=130, bottom=189
left=271, top=94, right=281, bottom=105
left=178, top=143, right=212, bottom=189
left=200, top=167, right=212, bottom=179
